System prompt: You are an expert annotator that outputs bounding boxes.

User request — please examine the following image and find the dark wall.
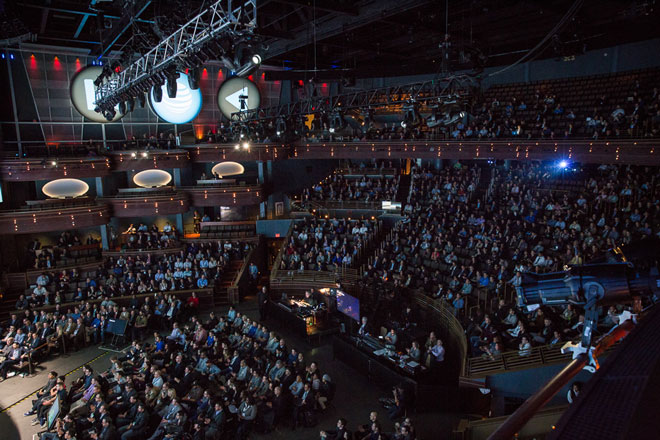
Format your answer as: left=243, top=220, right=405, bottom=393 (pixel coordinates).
left=485, top=355, right=610, bottom=416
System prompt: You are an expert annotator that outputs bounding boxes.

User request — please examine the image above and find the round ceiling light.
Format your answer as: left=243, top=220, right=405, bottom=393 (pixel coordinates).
left=42, top=178, right=90, bottom=199
left=217, top=77, right=261, bottom=120
left=133, top=169, right=172, bottom=188
left=70, top=66, right=124, bottom=123
left=149, top=71, right=202, bottom=124
left=211, top=161, right=245, bottom=178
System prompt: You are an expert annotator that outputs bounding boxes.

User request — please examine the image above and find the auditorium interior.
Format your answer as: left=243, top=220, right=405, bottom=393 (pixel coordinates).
left=1, top=1, right=660, bottom=439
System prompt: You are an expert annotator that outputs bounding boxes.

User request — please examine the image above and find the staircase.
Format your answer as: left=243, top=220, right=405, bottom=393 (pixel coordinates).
left=213, top=260, right=244, bottom=306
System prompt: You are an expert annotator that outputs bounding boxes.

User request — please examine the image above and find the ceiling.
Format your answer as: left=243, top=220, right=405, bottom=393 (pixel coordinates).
left=4, top=0, right=659, bottom=79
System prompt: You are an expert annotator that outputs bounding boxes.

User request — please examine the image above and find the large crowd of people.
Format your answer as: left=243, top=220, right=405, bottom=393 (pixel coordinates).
left=302, top=172, right=400, bottom=203
left=14, top=297, right=341, bottom=440
left=360, top=161, right=658, bottom=359
left=122, top=223, right=179, bottom=251
left=16, top=241, right=250, bottom=310
left=280, top=218, right=378, bottom=272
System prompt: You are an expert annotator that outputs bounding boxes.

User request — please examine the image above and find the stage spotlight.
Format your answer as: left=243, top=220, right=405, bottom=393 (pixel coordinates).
left=188, top=68, right=200, bottom=90
left=276, top=117, right=286, bottom=136
left=251, top=54, right=262, bottom=65
left=234, top=144, right=240, bottom=150
left=559, top=160, right=569, bottom=169
left=241, top=141, right=250, bottom=150
left=329, top=111, right=344, bottom=133
left=141, top=151, right=148, bottom=158
left=50, top=161, right=57, bottom=166
left=103, top=108, right=116, bottom=121
left=153, top=84, right=163, bottom=103
left=166, top=72, right=178, bottom=99
left=401, top=101, right=420, bottom=128
left=131, top=152, right=137, bottom=158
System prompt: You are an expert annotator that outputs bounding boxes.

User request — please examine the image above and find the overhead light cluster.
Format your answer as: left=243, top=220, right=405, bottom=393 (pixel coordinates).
left=91, top=0, right=261, bottom=121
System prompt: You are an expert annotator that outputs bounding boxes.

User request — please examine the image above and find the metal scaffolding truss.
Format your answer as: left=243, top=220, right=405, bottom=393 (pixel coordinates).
left=231, top=74, right=478, bottom=122
left=94, top=0, right=257, bottom=110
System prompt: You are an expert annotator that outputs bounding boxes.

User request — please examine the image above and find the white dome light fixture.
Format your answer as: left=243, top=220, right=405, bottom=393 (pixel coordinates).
left=211, top=161, right=245, bottom=178
left=149, top=71, right=202, bottom=124
left=42, top=178, right=90, bottom=199
left=133, top=169, right=173, bottom=188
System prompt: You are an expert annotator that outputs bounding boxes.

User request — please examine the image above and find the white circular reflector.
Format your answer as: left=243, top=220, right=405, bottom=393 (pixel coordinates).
left=42, top=178, right=90, bottom=199
left=217, top=77, right=261, bottom=120
left=149, top=72, right=202, bottom=124
left=133, top=169, right=172, bottom=188
left=211, top=161, right=245, bottom=178
left=70, top=66, right=124, bottom=123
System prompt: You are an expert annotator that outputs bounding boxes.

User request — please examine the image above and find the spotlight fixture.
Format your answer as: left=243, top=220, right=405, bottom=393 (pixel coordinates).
left=251, top=54, right=262, bottom=65
left=559, top=160, right=569, bottom=169
left=234, top=144, right=240, bottom=150
left=401, top=100, right=420, bottom=128
left=188, top=67, right=200, bottom=90
left=141, top=151, right=148, bottom=158
left=241, top=141, right=250, bottom=150
left=131, top=152, right=137, bottom=158
left=329, top=111, right=344, bottom=133
left=153, top=84, right=163, bottom=103
left=50, top=161, right=57, bottom=166
left=276, top=117, right=286, bottom=136
left=166, top=71, right=178, bottom=99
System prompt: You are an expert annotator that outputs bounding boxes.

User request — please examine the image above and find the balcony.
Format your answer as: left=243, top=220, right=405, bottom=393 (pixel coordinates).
left=0, top=157, right=111, bottom=181
left=0, top=202, right=110, bottom=234
left=289, top=139, right=660, bottom=164
left=109, top=149, right=190, bottom=171
left=100, top=188, right=189, bottom=217
left=183, top=184, right=263, bottom=207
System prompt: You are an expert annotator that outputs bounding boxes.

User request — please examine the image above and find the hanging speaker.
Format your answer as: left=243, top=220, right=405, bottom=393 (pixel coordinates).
left=137, top=92, right=146, bottom=108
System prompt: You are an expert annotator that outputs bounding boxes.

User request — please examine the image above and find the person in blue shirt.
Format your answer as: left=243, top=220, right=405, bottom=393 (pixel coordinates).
left=196, top=275, right=208, bottom=288
left=452, top=293, right=465, bottom=316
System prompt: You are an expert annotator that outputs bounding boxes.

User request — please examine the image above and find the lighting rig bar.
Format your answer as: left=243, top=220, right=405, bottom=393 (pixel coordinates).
left=230, top=74, right=477, bottom=122
left=94, top=0, right=257, bottom=112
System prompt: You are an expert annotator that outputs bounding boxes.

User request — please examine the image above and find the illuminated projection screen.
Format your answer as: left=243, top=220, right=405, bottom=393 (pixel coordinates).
left=149, top=72, right=202, bottom=124
left=217, top=77, right=261, bottom=120
left=70, top=66, right=124, bottom=123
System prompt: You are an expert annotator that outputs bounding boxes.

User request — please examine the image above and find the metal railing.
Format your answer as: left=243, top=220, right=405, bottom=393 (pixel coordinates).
left=465, top=340, right=620, bottom=378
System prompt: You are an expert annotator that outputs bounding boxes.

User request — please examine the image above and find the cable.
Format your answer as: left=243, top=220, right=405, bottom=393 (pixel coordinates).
left=488, top=0, right=584, bottom=77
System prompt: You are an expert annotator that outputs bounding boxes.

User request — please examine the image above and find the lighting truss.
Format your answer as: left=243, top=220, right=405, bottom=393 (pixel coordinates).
left=94, top=0, right=257, bottom=112
left=231, top=74, right=478, bottom=122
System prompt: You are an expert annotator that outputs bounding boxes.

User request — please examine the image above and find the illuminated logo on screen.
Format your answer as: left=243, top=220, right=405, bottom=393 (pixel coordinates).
left=217, top=77, right=260, bottom=120
left=70, top=66, right=123, bottom=123
left=149, top=72, right=202, bottom=124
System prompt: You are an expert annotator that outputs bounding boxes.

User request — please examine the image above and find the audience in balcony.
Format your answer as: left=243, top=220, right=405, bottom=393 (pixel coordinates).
left=16, top=241, right=249, bottom=310
left=122, top=223, right=178, bottom=250
left=26, top=233, right=102, bottom=270
left=303, top=172, right=400, bottom=205
left=281, top=218, right=377, bottom=272
left=360, top=160, right=658, bottom=360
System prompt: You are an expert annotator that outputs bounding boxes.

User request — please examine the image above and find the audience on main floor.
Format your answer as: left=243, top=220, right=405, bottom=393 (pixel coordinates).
left=27, top=296, right=338, bottom=440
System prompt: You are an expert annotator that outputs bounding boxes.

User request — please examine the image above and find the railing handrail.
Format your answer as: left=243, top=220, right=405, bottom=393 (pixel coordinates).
left=464, top=339, right=620, bottom=378
left=0, top=200, right=101, bottom=214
